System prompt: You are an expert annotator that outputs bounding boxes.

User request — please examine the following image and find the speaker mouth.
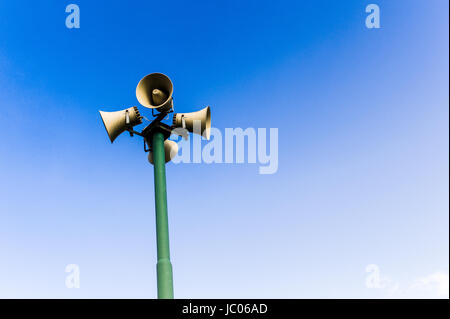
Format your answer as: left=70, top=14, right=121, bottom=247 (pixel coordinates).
left=98, top=110, right=114, bottom=143
left=204, top=106, right=211, bottom=140
left=136, top=73, right=173, bottom=111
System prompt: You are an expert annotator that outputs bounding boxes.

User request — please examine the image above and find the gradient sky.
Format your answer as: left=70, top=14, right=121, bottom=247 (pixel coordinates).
left=0, top=1, right=448, bottom=298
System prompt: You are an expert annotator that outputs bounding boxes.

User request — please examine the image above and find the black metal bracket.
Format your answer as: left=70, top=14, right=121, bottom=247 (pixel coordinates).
left=125, top=109, right=174, bottom=153
left=151, top=104, right=174, bottom=118
left=141, top=111, right=173, bottom=152
left=142, top=122, right=173, bottom=152
left=142, top=121, right=173, bottom=141
left=127, top=128, right=143, bottom=137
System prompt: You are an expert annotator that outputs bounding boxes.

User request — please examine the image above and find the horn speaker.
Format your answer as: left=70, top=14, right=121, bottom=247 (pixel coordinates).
left=172, top=106, right=211, bottom=140
left=99, top=106, right=142, bottom=143
left=136, top=73, right=173, bottom=112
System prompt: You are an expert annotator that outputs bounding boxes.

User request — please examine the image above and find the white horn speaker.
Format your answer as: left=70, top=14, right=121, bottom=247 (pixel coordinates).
left=172, top=106, right=211, bottom=140
left=99, top=106, right=142, bottom=143
left=136, top=73, right=173, bottom=112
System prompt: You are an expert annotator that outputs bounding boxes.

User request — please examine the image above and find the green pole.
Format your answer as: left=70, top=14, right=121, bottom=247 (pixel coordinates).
left=151, top=130, right=174, bottom=299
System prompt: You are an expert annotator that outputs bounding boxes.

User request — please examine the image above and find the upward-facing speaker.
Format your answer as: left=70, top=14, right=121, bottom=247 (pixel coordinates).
left=136, top=73, right=173, bottom=112
left=172, top=106, right=211, bottom=140
left=99, top=106, right=142, bottom=143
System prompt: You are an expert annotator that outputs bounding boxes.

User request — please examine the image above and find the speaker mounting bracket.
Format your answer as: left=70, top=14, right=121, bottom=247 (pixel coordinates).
left=127, top=128, right=143, bottom=138
left=121, top=109, right=173, bottom=152
left=141, top=113, right=173, bottom=152
left=151, top=105, right=173, bottom=118
left=142, top=123, right=172, bottom=153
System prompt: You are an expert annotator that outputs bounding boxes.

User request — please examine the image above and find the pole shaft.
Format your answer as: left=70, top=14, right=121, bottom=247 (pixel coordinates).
left=152, top=131, right=174, bottom=299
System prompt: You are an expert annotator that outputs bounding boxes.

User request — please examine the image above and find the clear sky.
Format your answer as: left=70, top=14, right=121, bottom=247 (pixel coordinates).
left=0, top=1, right=448, bottom=298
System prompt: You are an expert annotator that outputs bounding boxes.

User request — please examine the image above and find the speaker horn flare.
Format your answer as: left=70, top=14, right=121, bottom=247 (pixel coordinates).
left=136, top=73, right=173, bottom=112
left=99, top=106, right=142, bottom=143
left=172, top=106, right=211, bottom=140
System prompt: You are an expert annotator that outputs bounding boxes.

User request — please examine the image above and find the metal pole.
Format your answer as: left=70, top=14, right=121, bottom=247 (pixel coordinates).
left=151, top=130, right=174, bottom=299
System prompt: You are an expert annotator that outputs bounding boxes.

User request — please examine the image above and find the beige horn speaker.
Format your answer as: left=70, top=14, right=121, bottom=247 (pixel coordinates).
left=99, top=106, right=143, bottom=143
left=172, top=106, right=211, bottom=140
left=136, top=73, right=173, bottom=112
left=147, top=140, right=179, bottom=164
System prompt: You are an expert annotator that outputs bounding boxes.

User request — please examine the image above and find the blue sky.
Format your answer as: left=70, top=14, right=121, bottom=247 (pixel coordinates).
left=0, top=1, right=448, bottom=298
